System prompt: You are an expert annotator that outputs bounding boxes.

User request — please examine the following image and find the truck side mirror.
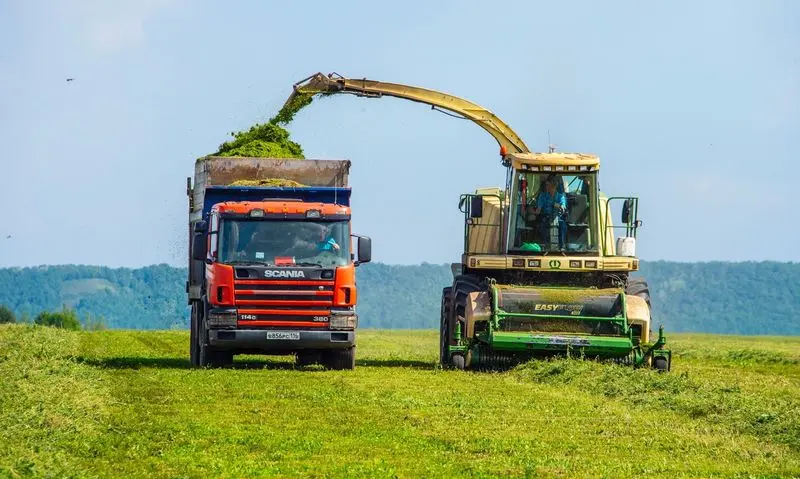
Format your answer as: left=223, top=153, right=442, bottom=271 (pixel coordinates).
left=192, top=232, right=207, bottom=261
left=355, top=236, right=372, bottom=265
left=194, top=220, right=207, bottom=233
left=469, top=196, right=483, bottom=218
left=621, top=199, right=632, bottom=224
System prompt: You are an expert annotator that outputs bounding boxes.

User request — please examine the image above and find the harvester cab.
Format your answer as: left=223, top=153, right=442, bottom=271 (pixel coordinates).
left=285, top=71, right=672, bottom=372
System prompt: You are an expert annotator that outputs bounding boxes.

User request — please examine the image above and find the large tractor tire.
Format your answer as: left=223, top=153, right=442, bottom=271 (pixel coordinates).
left=449, top=275, right=483, bottom=370
left=439, top=287, right=453, bottom=368
left=625, top=277, right=651, bottom=309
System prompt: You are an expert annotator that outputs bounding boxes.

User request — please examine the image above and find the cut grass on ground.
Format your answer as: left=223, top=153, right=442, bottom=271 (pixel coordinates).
left=1, top=325, right=799, bottom=478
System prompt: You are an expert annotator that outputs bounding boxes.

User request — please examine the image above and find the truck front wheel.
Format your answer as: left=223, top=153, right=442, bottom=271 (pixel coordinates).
left=322, top=347, right=355, bottom=370
left=197, top=301, right=234, bottom=368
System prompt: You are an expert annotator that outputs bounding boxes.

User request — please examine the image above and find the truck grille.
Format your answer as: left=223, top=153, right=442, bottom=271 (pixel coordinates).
left=234, top=279, right=334, bottom=326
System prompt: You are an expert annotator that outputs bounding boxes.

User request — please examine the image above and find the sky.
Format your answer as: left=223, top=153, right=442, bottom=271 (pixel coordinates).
left=0, top=0, right=798, bottom=268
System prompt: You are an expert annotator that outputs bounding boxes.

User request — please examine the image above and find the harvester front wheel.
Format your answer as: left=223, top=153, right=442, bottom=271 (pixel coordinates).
left=449, top=275, right=483, bottom=371
left=439, top=287, right=453, bottom=368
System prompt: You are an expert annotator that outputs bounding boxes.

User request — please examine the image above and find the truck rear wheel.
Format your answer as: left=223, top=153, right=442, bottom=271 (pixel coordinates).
left=190, top=302, right=200, bottom=367
left=322, top=347, right=355, bottom=370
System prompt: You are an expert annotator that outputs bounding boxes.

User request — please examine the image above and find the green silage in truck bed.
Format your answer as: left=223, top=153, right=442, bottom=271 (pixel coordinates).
left=212, top=92, right=314, bottom=160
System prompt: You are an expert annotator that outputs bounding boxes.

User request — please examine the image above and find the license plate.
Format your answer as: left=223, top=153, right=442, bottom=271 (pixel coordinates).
left=266, top=331, right=300, bottom=340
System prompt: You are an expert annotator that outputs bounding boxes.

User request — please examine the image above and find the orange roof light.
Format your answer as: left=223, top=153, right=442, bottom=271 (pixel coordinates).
left=499, top=145, right=507, bottom=157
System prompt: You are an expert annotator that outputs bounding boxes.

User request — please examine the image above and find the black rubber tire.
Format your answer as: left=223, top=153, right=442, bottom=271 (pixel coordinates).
left=323, top=347, right=355, bottom=370
left=197, top=301, right=234, bottom=368
left=189, top=302, right=200, bottom=367
left=448, top=275, right=483, bottom=372
left=625, top=277, right=651, bottom=309
left=439, top=287, right=453, bottom=368
left=653, top=356, right=669, bottom=372
left=296, top=350, right=321, bottom=367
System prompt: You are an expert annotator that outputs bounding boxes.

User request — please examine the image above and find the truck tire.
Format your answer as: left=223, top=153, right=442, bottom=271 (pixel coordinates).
left=296, top=350, right=321, bottom=367
left=625, top=277, right=651, bottom=309
left=322, top=347, right=355, bottom=370
left=190, top=302, right=200, bottom=367
left=198, top=301, right=234, bottom=368
left=439, top=287, right=453, bottom=368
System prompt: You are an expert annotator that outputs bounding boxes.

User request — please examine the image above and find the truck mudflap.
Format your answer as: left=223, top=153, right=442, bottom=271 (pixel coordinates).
left=208, top=329, right=354, bottom=352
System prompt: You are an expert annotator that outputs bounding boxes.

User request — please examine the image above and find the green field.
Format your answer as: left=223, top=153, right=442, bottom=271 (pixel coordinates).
left=1, top=325, right=799, bottom=478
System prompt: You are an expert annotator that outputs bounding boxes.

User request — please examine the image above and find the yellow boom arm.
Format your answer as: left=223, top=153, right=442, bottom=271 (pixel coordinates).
left=287, top=72, right=529, bottom=160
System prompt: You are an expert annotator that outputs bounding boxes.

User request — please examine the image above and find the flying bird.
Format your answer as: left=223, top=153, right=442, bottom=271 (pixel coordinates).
left=66, top=78, right=74, bottom=82
left=5, top=235, right=10, bottom=239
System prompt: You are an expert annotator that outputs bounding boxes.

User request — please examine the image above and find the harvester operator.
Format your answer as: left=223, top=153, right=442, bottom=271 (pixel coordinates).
left=531, top=176, right=568, bottom=250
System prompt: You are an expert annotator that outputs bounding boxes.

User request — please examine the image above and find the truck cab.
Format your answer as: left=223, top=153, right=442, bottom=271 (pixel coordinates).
left=187, top=157, right=371, bottom=369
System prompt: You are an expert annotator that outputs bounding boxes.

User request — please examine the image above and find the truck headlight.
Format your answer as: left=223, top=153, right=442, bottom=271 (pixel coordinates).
left=207, top=309, right=237, bottom=328
left=329, top=311, right=358, bottom=330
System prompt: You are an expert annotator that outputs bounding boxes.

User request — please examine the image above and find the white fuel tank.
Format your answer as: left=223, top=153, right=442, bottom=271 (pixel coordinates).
left=616, top=237, right=636, bottom=257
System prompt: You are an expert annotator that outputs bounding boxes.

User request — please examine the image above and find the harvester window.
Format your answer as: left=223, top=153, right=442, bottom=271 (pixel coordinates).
left=509, top=172, right=597, bottom=253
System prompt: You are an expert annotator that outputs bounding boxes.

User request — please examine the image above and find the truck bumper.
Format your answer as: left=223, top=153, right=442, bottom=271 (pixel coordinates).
left=208, top=328, right=355, bottom=352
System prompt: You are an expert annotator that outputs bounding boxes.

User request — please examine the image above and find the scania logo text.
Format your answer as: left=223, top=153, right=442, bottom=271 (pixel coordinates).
left=264, top=270, right=306, bottom=278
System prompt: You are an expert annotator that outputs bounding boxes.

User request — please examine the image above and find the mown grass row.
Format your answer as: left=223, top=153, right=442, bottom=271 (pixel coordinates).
left=1, top=325, right=798, bottom=478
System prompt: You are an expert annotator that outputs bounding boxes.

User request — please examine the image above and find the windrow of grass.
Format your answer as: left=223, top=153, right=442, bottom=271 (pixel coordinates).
left=0, top=324, right=112, bottom=477
left=512, top=355, right=800, bottom=452
left=1, top=326, right=799, bottom=478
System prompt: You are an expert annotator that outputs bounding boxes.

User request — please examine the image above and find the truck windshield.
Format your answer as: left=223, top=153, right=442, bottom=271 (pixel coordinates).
left=217, top=219, right=351, bottom=267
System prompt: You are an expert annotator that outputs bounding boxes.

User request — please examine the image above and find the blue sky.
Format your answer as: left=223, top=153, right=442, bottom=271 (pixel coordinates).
left=1, top=0, right=798, bottom=267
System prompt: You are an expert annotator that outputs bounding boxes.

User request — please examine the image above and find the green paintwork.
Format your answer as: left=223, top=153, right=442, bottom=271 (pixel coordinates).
left=447, top=281, right=672, bottom=370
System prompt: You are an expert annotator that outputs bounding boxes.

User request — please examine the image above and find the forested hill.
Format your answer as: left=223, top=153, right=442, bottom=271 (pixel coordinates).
left=0, top=262, right=797, bottom=335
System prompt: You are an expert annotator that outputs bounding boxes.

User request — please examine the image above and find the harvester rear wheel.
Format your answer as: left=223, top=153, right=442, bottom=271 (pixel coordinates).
left=625, top=277, right=651, bottom=309
left=439, top=287, right=453, bottom=368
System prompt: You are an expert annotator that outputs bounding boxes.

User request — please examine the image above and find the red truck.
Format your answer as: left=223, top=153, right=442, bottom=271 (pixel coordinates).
left=187, top=157, right=371, bottom=369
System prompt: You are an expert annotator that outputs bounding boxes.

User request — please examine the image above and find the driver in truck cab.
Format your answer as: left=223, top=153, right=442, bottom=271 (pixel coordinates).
left=290, top=223, right=340, bottom=255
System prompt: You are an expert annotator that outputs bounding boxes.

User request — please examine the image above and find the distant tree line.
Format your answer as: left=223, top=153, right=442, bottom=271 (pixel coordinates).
left=0, top=261, right=798, bottom=335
